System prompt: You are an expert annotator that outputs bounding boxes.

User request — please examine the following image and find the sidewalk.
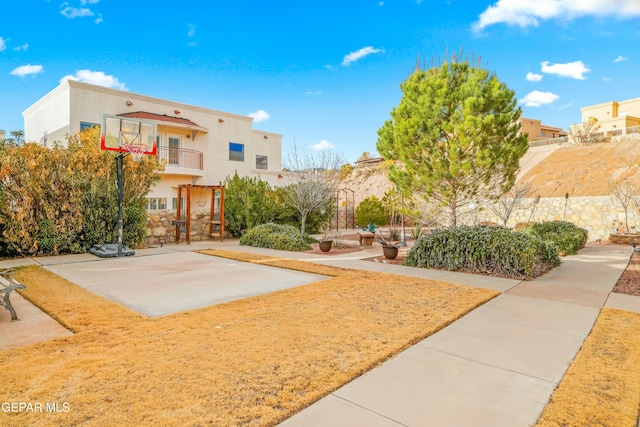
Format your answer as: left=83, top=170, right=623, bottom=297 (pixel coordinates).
left=1, top=242, right=638, bottom=425
left=279, top=244, right=637, bottom=426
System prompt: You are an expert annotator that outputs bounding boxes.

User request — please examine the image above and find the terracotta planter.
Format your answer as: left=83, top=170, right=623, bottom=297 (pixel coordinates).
left=319, top=240, right=333, bottom=252
left=382, top=245, right=399, bottom=260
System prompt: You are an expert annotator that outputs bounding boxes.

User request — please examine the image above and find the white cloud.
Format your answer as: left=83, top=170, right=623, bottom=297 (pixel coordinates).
left=520, top=90, right=559, bottom=107
left=248, top=110, right=270, bottom=122
left=0, top=37, right=6, bottom=52
left=10, top=64, right=44, bottom=77
left=94, top=13, right=103, bottom=24
left=614, top=55, right=628, bottom=63
left=474, top=0, right=640, bottom=31
left=14, top=43, right=29, bottom=51
left=603, top=76, right=612, bottom=82
left=312, top=139, right=334, bottom=151
left=59, top=69, right=127, bottom=90
left=526, top=72, right=543, bottom=82
left=80, top=0, right=100, bottom=4
left=60, top=6, right=94, bottom=18
left=342, top=46, right=383, bottom=66
left=541, top=60, right=590, bottom=80
left=305, top=90, right=323, bottom=95
left=187, top=24, right=196, bottom=37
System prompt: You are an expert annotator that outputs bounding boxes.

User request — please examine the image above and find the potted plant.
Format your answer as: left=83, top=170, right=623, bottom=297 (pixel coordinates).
left=318, top=229, right=333, bottom=252
left=378, top=233, right=399, bottom=259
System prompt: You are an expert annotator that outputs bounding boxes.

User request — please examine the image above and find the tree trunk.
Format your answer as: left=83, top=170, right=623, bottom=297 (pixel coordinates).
left=300, top=213, right=307, bottom=237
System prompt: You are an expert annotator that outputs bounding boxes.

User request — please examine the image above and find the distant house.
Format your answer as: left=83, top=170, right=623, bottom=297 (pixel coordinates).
left=580, top=97, right=640, bottom=137
left=354, top=157, right=384, bottom=168
left=520, top=118, right=567, bottom=142
left=23, top=80, right=283, bottom=211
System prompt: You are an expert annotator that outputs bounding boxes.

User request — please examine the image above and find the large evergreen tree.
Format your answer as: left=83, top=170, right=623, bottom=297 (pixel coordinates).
left=376, top=54, right=528, bottom=227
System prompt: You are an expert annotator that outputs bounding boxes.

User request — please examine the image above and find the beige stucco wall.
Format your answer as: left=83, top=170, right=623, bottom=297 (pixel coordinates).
left=22, top=80, right=284, bottom=204
left=581, top=98, right=640, bottom=135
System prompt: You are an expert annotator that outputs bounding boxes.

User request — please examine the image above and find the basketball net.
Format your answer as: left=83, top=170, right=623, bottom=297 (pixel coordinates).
left=124, top=144, right=149, bottom=162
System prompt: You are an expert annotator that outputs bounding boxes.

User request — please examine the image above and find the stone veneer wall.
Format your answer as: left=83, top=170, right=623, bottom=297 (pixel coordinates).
left=478, top=195, right=636, bottom=241
left=146, top=209, right=221, bottom=246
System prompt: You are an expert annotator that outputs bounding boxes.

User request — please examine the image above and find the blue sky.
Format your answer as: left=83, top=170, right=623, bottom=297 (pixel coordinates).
left=1, top=0, right=639, bottom=162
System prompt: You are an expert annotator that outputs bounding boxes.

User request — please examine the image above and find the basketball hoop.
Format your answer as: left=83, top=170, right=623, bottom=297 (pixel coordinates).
left=124, top=144, right=149, bottom=162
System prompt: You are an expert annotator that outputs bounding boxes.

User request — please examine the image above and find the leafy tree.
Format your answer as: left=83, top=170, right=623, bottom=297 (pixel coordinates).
left=376, top=53, right=528, bottom=227
left=569, top=117, right=603, bottom=145
left=0, top=130, right=24, bottom=147
left=355, top=196, right=387, bottom=228
left=281, top=140, right=343, bottom=236
left=223, top=172, right=280, bottom=237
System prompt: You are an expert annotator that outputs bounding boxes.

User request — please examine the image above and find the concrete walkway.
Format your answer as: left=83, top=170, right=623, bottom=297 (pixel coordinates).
left=279, top=244, right=638, bottom=426
left=1, top=241, right=639, bottom=425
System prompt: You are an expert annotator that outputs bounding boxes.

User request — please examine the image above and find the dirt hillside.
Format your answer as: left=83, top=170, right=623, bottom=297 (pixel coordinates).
left=519, top=139, right=640, bottom=197
left=341, top=137, right=640, bottom=201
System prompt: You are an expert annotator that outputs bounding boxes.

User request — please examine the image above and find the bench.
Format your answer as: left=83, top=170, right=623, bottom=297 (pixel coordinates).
left=0, top=269, right=26, bottom=321
left=358, top=231, right=375, bottom=248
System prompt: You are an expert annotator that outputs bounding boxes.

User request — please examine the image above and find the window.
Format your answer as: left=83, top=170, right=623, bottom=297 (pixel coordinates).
left=256, top=155, right=268, bottom=170
left=145, top=198, right=167, bottom=210
left=172, top=197, right=186, bottom=210
left=229, top=142, right=244, bottom=162
left=80, top=122, right=100, bottom=131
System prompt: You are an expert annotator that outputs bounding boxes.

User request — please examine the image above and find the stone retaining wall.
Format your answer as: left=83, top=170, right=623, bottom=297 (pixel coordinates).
left=477, top=195, right=636, bottom=241
left=146, top=209, right=220, bottom=246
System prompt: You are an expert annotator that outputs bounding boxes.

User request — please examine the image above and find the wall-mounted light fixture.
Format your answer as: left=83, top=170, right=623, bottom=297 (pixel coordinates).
left=174, top=110, right=181, bottom=115
left=263, top=135, right=269, bottom=139
left=126, top=100, right=133, bottom=106
left=218, top=118, right=225, bottom=123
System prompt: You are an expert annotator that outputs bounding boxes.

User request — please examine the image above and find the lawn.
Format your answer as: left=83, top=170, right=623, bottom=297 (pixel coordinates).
left=0, top=250, right=497, bottom=426
left=536, top=308, right=640, bottom=427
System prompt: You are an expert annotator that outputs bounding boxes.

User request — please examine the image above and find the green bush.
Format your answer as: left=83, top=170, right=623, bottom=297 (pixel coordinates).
left=239, top=223, right=312, bottom=251
left=223, top=173, right=281, bottom=237
left=525, top=221, right=588, bottom=255
left=404, top=225, right=561, bottom=279
left=355, top=196, right=387, bottom=228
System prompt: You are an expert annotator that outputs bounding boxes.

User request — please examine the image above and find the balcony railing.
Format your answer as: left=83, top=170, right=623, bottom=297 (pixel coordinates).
left=157, top=147, right=203, bottom=170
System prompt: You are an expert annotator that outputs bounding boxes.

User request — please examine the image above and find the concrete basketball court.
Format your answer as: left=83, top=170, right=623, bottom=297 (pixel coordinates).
left=42, top=250, right=328, bottom=317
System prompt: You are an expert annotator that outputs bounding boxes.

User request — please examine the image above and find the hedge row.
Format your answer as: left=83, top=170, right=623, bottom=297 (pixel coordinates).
left=405, top=225, right=561, bottom=279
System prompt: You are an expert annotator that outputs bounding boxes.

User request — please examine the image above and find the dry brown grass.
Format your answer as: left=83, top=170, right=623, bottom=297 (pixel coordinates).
left=1, top=251, right=497, bottom=426
left=536, top=308, right=640, bottom=427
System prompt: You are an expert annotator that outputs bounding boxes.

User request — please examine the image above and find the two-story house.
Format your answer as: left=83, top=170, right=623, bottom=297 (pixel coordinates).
left=23, top=80, right=283, bottom=212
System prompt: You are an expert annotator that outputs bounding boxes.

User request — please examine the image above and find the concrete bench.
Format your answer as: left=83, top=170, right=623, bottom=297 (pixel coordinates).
left=358, top=231, right=375, bottom=248
left=0, top=269, right=26, bottom=321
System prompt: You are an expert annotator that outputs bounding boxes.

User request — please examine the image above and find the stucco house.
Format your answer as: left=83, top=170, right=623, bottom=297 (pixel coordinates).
left=520, top=117, right=567, bottom=142
left=23, top=80, right=283, bottom=212
left=580, top=97, right=640, bottom=137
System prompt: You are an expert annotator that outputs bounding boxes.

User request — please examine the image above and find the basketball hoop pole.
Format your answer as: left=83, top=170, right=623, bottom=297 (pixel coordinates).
left=116, top=152, right=125, bottom=257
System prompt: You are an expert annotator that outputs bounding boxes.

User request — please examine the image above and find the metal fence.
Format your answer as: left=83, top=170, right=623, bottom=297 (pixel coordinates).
left=157, top=147, right=203, bottom=170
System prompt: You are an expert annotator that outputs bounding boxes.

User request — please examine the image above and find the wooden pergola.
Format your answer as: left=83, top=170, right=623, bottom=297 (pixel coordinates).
left=174, top=184, right=225, bottom=245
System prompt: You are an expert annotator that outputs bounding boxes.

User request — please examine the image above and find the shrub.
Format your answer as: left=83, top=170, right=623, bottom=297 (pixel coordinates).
left=355, top=196, right=387, bottom=228
left=223, top=173, right=281, bottom=237
left=525, top=221, right=588, bottom=255
left=404, top=225, right=561, bottom=279
left=239, top=223, right=312, bottom=251
left=0, top=128, right=163, bottom=256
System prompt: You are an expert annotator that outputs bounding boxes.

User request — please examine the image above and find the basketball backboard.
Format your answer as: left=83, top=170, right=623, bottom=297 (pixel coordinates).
left=100, top=114, right=157, bottom=156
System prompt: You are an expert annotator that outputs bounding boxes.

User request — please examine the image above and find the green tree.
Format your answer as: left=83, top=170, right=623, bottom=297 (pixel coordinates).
left=355, top=196, right=387, bottom=228
left=223, top=172, right=280, bottom=237
left=376, top=53, right=528, bottom=227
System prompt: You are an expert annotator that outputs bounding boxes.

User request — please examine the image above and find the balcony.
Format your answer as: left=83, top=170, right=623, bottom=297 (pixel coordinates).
left=157, top=147, right=204, bottom=176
